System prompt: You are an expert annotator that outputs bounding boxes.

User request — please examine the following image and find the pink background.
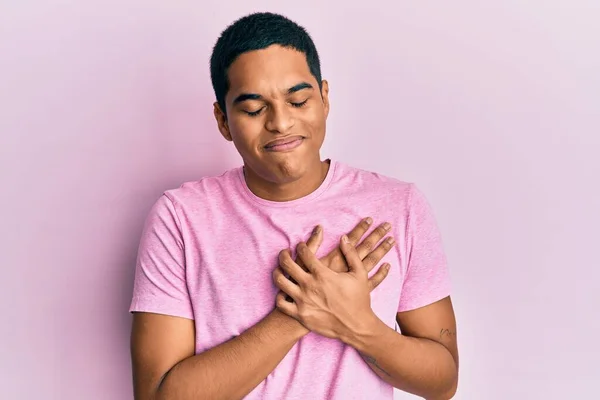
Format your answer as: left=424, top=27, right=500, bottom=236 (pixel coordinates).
left=1, top=1, right=598, bottom=399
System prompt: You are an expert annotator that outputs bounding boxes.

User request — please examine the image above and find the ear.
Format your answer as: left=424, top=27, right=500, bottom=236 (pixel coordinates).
left=320, top=79, right=330, bottom=118
left=213, top=102, right=232, bottom=141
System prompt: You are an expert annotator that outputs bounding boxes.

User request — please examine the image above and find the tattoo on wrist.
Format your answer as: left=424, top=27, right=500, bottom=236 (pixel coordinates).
left=440, top=328, right=456, bottom=340
left=361, top=354, right=392, bottom=377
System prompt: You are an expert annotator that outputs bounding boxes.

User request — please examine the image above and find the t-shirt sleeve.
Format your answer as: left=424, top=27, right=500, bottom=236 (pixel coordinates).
left=129, top=194, right=194, bottom=320
left=397, top=184, right=452, bottom=313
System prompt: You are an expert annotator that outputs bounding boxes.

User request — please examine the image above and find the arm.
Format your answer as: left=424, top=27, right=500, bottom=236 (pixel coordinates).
left=275, top=240, right=458, bottom=399
left=347, top=184, right=458, bottom=398
left=132, top=220, right=395, bottom=399
left=130, top=195, right=391, bottom=399
left=131, top=309, right=307, bottom=400
left=343, top=297, right=458, bottom=399
left=275, top=185, right=458, bottom=399
left=130, top=195, right=314, bottom=400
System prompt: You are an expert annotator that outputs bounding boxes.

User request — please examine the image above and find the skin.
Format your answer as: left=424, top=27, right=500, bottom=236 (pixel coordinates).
left=275, top=237, right=459, bottom=399
left=131, top=44, right=458, bottom=399
left=132, top=221, right=394, bottom=400
left=213, top=45, right=330, bottom=202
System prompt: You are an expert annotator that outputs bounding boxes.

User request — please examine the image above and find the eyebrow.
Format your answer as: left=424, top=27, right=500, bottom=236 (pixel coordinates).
left=232, top=82, right=314, bottom=105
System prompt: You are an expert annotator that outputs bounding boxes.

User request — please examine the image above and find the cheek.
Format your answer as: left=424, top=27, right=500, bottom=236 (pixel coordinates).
left=229, top=118, right=263, bottom=147
left=301, top=111, right=326, bottom=140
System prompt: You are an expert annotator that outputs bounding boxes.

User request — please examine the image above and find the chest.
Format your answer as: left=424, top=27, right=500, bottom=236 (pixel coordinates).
left=183, top=207, right=405, bottom=352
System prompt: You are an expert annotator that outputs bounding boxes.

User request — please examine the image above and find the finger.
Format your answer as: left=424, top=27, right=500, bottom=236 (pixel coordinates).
left=296, top=242, right=325, bottom=275
left=305, top=225, right=324, bottom=254
left=369, top=263, right=391, bottom=291
left=275, top=291, right=299, bottom=318
left=272, top=267, right=301, bottom=300
left=298, top=225, right=324, bottom=272
left=346, top=217, right=373, bottom=246
left=279, top=249, right=309, bottom=285
left=362, top=236, right=396, bottom=273
left=356, top=222, right=391, bottom=260
left=339, top=235, right=366, bottom=275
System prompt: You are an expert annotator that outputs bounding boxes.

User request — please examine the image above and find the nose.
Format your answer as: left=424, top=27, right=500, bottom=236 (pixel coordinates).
left=265, top=103, right=295, bottom=134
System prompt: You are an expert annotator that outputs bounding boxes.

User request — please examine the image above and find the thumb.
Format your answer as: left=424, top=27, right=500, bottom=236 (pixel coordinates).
left=339, top=234, right=366, bottom=275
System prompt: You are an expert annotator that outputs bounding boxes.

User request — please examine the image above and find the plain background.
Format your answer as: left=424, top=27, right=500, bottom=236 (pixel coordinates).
left=1, top=1, right=598, bottom=399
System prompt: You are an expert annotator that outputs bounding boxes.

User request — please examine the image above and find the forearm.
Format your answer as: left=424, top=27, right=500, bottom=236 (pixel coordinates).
left=344, top=318, right=458, bottom=399
left=156, top=309, right=306, bottom=400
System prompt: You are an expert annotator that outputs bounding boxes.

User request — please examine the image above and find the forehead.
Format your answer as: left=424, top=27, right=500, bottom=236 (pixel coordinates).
left=226, top=45, right=315, bottom=97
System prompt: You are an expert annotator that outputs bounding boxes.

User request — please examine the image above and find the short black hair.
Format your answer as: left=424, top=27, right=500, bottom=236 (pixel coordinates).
left=210, top=12, right=322, bottom=116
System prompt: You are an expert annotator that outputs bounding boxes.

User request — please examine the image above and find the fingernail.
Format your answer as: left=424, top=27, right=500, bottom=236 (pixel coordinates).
left=385, top=263, right=391, bottom=271
left=313, top=225, right=321, bottom=235
left=383, top=222, right=391, bottom=231
left=342, top=234, right=349, bottom=243
left=387, top=237, right=395, bottom=245
left=365, top=217, right=373, bottom=225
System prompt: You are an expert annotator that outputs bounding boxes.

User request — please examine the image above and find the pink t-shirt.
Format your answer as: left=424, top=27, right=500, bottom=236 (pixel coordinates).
left=130, top=159, right=451, bottom=399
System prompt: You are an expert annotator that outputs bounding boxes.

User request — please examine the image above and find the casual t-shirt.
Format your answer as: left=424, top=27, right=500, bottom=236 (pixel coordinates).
left=129, top=159, right=451, bottom=399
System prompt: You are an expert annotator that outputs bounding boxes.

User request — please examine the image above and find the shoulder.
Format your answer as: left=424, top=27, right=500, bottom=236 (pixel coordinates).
left=161, top=166, right=242, bottom=208
left=332, top=160, right=416, bottom=204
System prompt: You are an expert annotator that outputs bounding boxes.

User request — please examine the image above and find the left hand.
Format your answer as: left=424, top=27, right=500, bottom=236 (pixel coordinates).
left=273, top=234, right=390, bottom=341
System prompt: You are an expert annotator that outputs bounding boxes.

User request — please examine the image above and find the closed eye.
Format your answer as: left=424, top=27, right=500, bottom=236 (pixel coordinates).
left=291, top=99, right=308, bottom=108
left=244, top=107, right=264, bottom=117
left=243, top=99, right=307, bottom=117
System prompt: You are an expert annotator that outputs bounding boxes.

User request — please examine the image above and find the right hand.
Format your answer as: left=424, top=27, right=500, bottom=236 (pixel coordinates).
left=291, top=218, right=395, bottom=289
left=278, top=218, right=395, bottom=333
left=302, top=218, right=395, bottom=274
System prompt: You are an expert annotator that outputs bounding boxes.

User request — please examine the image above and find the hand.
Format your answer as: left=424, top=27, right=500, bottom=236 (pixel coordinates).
left=319, top=218, right=395, bottom=273
left=286, top=218, right=395, bottom=290
left=275, top=218, right=395, bottom=335
left=275, top=225, right=326, bottom=336
left=273, top=234, right=390, bottom=341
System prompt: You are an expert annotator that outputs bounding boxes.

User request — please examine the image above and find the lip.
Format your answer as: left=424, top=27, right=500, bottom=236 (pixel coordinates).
left=264, top=136, right=305, bottom=152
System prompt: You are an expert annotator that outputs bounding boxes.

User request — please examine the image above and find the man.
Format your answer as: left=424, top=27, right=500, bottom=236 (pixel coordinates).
left=130, top=11, right=458, bottom=400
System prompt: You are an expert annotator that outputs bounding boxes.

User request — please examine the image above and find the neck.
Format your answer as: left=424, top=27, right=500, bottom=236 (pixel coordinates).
left=243, top=159, right=330, bottom=202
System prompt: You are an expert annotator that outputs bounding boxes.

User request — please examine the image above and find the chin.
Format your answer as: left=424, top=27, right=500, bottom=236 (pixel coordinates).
left=271, top=160, right=307, bottom=183
left=260, top=156, right=309, bottom=183
left=246, top=147, right=319, bottom=183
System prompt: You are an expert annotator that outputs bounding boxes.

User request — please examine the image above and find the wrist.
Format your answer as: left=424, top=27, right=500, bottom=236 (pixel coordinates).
left=341, top=312, right=387, bottom=352
left=270, top=309, right=310, bottom=340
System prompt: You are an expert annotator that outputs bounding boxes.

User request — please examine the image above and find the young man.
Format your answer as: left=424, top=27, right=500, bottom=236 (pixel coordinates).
left=130, top=12, right=458, bottom=400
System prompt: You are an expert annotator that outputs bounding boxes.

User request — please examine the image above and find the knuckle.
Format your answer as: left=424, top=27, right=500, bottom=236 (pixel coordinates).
left=358, top=220, right=370, bottom=232
left=307, top=283, right=321, bottom=297
left=349, top=220, right=368, bottom=240
left=297, top=242, right=307, bottom=254
left=363, top=254, right=376, bottom=266
left=279, top=259, right=289, bottom=271
left=276, top=294, right=286, bottom=307
left=375, top=226, right=387, bottom=237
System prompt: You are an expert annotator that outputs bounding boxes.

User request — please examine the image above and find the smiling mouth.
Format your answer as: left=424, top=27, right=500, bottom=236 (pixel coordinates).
left=264, top=137, right=305, bottom=152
